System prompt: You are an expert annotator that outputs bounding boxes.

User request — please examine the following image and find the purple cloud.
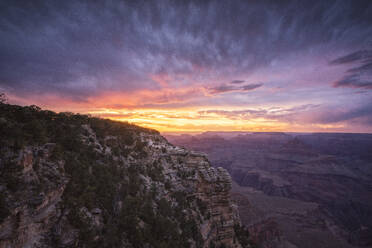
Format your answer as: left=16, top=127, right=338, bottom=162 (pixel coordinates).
left=198, top=104, right=320, bottom=121
left=206, top=83, right=262, bottom=95
left=230, top=80, right=245, bottom=84
left=331, top=49, right=372, bottom=90
left=1, top=0, right=372, bottom=99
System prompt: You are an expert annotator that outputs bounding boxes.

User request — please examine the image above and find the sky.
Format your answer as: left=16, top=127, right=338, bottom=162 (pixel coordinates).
left=1, top=0, right=372, bottom=133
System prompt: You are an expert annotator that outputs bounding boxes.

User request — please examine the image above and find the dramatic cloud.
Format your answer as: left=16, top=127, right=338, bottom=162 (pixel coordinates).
left=1, top=0, right=372, bottom=132
left=333, top=75, right=372, bottom=89
left=330, top=50, right=372, bottom=65
left=1, top=0, right=372, bottom=98
left=331, top=49, right=372, bottom=89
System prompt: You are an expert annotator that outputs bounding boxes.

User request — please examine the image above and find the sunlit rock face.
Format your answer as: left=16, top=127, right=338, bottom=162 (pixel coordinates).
left=0, top=104, right=251, bottom=248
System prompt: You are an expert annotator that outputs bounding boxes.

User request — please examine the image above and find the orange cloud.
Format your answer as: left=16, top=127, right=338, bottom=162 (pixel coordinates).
left=91, top=87, right=205, bottom=109
left=6, top=86, right=370, bottom=134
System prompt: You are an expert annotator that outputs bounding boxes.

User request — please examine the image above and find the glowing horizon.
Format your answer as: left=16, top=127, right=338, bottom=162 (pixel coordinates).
left=1, top=1, right=372, bottom=133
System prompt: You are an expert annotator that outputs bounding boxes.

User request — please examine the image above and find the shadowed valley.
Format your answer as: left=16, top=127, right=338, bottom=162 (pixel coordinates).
left=166, top=132, right=372, bottom=248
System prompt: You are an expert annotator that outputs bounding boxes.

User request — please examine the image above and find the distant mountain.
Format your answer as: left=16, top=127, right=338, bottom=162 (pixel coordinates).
left=167, top=132, right=372, bottom=248
left=0, top=103, right=254, bottom=248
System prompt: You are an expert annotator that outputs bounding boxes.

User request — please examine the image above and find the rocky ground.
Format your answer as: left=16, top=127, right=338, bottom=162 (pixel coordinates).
left=0, top=103, right=254, bottom=248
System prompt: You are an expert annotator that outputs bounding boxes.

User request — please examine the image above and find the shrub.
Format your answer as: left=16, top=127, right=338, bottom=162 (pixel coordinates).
left=0, top=194, right=10, bottom=223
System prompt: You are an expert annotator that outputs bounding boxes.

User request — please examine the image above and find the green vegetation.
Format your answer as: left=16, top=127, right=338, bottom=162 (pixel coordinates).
left=0, top=160, right=21, bottom=192
left=0, top=98, right=254, bottom=248
left=0, top=101, right=157, bottom=152
left=0, top=194, right=10, bottom=223
left=0, top=100, right=202, bottom=248
left=234, top=224, right=257, bottom=248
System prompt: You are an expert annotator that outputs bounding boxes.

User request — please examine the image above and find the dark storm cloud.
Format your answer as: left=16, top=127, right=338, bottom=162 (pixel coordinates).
left=1, top=0, right=372, bottom=99
left=331, top=49, right=372, bottom=89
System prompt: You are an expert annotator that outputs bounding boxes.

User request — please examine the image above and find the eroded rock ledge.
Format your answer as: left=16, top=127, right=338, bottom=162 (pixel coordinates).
left=0, top=106, right=250, bottom=248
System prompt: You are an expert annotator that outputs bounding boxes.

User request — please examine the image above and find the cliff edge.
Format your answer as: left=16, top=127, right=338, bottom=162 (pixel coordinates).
left=0, top=103, right=253, bottom=248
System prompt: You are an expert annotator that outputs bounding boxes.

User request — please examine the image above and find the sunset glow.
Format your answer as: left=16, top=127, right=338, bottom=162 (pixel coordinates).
left=1, top=1, right=372, bottom=133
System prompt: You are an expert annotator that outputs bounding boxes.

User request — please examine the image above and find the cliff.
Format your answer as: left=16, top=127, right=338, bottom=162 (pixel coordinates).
left=0, top=103, right=253, bottom=248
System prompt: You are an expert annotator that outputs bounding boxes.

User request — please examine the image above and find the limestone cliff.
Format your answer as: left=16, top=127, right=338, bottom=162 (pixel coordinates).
left=0, top=104, right=253, bottom=248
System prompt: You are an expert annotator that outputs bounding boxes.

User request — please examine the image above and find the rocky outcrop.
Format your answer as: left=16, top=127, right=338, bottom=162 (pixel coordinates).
left=0, top=104, right=249, bottom=248
left=133, top=132, right=243, bottom=248
left=0, top=144, right=69, bottom=248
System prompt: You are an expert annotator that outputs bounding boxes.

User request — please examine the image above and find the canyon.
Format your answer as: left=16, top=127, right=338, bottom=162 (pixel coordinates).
left=1, top=101, right=371, bottom=248
left=166, top=132, right=372, bottom=248
left=0, top=104, right=253, bottom=248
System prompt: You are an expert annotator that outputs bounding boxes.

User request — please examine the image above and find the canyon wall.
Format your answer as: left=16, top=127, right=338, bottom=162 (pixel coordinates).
left=0, top=104, right=253, bottom=248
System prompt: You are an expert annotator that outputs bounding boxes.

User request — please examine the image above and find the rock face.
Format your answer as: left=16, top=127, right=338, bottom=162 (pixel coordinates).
left=0, top=104, right=250, bottom=248
left=166, top=132, right=372, bottom=248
